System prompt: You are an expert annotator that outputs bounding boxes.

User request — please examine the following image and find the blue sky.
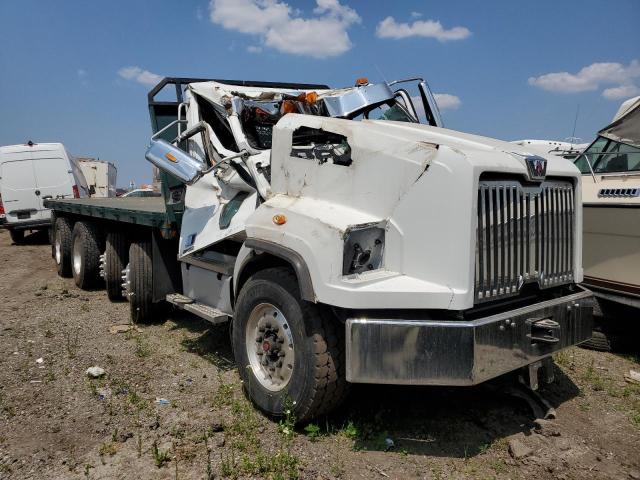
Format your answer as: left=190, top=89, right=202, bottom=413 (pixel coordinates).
left=1, top=0, right=638, bottom=186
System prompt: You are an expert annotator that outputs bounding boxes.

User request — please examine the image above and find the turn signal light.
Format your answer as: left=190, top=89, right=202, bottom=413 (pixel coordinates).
left=165, top=152, right=178, bottom=163
left=72, top=185, right=80, bottom=198
left=272, top=214, right=287, bottom=225
left=305, top=91, right=318, bottom=104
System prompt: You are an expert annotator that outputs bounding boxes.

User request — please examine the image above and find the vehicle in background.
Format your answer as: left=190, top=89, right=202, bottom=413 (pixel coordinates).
left=0, top=142, right=88, bottom=243
left=573, top=96, right=640, bottom=349
left=512, top=139, right=588, bottom=160
left=45, top=77, right=593, bottom=422
left=121, top=188, right=161, bottom=198
left=78, top=158, right=117, bottom=197
left=0, top=194, right=5, bottom=225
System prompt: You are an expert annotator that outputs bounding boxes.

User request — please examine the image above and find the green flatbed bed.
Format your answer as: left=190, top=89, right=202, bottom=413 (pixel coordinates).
left=44, top=197, right=176, bottom=236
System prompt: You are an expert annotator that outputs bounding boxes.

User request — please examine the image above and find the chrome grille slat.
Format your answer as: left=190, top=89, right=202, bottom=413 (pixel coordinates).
left=475, top=180, right=575, bottom=303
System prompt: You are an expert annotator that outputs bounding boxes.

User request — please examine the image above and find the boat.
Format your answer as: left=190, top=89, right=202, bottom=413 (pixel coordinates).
left=573, top=96, right=640, bottom=323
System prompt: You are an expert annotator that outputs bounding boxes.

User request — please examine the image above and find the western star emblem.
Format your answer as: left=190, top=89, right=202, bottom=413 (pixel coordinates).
left=525, top=155, right=547, bottom=181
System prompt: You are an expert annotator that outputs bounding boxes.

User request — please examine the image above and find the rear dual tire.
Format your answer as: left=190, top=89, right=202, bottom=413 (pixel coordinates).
left=54, top=217, right=74, bottom=277
left=71, top=221, right=105, bottom=289
left=127, top=237, right=154, bottom=324
left=104, top=231, right=129, bottom=301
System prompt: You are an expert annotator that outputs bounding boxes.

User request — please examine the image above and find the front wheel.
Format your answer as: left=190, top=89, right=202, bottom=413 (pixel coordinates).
left=232, top=267, right=348, bottom=423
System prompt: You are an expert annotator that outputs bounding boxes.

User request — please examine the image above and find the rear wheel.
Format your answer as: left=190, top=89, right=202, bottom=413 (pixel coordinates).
left=127, top=237, right=154, bottom=323
left=232, top=267, right=348, bottom=423
left=54, top=217, right=74, bottom=277
left=9, top=229, right=24, bottom=244
left=71, top=221, right=104, bottom=289
left=104, top=231, right=129, bottom=301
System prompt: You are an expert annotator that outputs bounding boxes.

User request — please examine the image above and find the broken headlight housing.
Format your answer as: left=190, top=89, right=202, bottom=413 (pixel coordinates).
left=342, top=224, right=385, bottom=275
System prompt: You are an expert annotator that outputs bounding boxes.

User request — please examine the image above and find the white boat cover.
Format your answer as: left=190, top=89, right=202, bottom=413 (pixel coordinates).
left=598, top=96, right=640, bottom=148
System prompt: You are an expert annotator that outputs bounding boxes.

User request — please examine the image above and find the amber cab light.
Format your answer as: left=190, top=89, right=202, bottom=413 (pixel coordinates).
left=272, top=214, right=287, bottom=225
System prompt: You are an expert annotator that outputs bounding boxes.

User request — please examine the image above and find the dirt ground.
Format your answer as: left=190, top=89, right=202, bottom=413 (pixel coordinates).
left=0, top=229, right=639, bottom=480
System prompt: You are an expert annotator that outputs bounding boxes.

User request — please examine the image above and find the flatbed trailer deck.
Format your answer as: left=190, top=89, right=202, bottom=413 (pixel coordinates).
left=43, top=197, right=176, bottom=237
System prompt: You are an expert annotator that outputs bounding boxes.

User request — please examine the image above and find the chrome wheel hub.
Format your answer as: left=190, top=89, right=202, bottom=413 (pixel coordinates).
left=72, top=236, right=82, bottom=275
left=245, top=303, right=294, bottom=392
left=54, top=233, right=62, bottom=265
left=99, top=253, right=106, bottom=279
left=121, top=263, right=131, bottom=299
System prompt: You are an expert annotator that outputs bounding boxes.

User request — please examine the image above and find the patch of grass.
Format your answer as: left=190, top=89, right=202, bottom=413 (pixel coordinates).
left=218, top=394, right=300, bottom=479
left=490, top=459, right=507, bottom=474
left=152, top=441, right=171, bottom=468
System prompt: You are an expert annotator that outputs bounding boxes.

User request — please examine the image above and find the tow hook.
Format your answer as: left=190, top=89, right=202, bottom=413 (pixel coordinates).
left=526, top=318, right=560, bottom=345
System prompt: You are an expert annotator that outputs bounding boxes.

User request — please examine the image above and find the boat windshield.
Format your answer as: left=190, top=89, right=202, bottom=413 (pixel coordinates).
left=575, top=136, right=640, bottom=174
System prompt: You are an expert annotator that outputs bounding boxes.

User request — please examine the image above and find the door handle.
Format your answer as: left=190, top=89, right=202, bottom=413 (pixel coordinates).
left=35, top=190, right=41, bottom=196
left=42, top=195, right=53, bottom=200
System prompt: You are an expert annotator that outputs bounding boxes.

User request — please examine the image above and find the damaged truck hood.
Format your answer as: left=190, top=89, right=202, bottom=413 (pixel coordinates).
left=365, top=119, right=581, bottom=178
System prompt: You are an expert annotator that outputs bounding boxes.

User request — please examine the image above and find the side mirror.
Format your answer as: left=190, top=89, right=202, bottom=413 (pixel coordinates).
left=145, top=139, right=204, bottom=185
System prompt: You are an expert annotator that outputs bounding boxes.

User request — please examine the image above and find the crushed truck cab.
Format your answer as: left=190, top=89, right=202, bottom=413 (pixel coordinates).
left=47, top=76, right=593, bottom=422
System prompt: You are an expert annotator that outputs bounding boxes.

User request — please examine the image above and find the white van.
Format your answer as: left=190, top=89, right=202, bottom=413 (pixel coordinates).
left=0, top=142, right=88, bottom=243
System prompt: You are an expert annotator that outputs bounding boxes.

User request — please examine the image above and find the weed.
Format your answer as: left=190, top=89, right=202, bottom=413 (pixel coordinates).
left=137, top=433, right=143, bottom=458
left=45, top=370, right=56, bottom=383
left=65, top=328, right=80, bottom=359
left=134, top=335, right=151, bottom=358
left=83, top=464, right=93, bottom=478
left=490, top=459, right=507, bottom=474
left=0, top=392, right=16, bottom=417
left=99, top=442, right=117, bottom=464
left=341, top=421, right=359, bottom=440
left=304, top=423, right=321, bottom=441
left=152, top=440, right=171, bottom=468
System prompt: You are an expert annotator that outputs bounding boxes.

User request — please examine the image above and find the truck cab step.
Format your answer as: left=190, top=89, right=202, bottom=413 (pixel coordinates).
left=166, top=293, right=228, bottom=325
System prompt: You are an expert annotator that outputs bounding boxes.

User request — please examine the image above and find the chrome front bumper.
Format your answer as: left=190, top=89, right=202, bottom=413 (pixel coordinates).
left=346, top=288, right=593, bottom=385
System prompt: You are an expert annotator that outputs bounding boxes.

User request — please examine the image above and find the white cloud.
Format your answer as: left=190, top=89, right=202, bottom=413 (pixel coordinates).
left=433, top=93, right=461, bottom=110
left=528, top=60, right=640, bottom=100
left=118, top=66, right=162, bottom=87
left=602, top=84, right=640, bottom=100
left=209, top=0, right=360, bottom=58
left=376, top=16, right=471, bottom=42
left=410, top=11, right=422, bottom=18
left=77, top=69, right=87, bottom=78
left=247, top=45, right=263, bottom=54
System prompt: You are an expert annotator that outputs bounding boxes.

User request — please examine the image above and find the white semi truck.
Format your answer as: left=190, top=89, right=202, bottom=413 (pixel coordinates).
left=46, top=77, right=594, bottom=422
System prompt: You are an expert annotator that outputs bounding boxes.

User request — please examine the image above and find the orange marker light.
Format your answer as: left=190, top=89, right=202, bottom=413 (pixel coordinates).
left=305, top=91, right=318, bottom=104
left=272, top=214, right=287, bottom=225
left=165, top=152, right=178, bottom=163
left=355, top=77, right=369, bottom=86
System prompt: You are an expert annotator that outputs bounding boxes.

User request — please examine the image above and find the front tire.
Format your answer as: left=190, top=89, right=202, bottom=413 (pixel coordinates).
left=232, top=267, right=347, bottom=423
left=71, top=221, right=104, bottom=289
left=54, top=217, right=74, bottom=277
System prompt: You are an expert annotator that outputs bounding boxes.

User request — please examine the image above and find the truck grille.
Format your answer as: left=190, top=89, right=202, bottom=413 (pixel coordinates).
left=475, top=179, right=575, bottom=303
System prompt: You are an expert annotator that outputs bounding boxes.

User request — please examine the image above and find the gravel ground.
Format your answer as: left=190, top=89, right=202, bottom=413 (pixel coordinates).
left=0, top=228, right=639, bottom=480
